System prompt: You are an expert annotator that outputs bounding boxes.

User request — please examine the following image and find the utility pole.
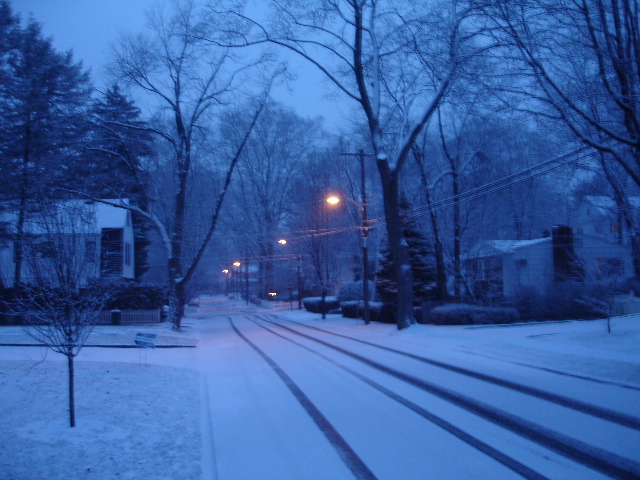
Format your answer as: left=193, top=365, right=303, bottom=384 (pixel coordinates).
left=342, top=150, right=372, bottom=325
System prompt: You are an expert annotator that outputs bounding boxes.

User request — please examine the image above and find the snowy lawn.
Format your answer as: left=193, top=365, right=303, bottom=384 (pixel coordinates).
left=0, top=358, right=201, bottom=480
left=0, top=298, right=638, bottom=480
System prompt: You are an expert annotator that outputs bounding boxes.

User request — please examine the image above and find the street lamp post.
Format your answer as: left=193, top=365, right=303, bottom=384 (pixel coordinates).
left=222, top=269, right=230, bottom=296
left=278, top=239, right=303, bottom=309
left=328, top=149, right=371, bottom=325
left=359, top=149, right=371, bottom=325
left=233, top=261, right=241, bottom=300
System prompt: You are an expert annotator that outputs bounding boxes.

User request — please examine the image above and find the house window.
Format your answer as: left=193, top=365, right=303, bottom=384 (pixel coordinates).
left=100, top=228, right=123, bottom=277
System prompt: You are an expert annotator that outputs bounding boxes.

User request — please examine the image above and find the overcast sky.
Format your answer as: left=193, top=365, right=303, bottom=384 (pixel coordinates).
left=12, top=0, right=350, bottom=130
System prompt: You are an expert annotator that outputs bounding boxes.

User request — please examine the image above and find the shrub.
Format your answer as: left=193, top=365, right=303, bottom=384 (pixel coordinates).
left=341, top=301, right=422, bottom=324
left=430, top=304, right=520, bottom=325
left=341, top=301, right=361, bottom=318
left=546, top=281, right=609, bottom=320
left=302, top=296, right=340, bottom=314
left=337, top=281, right=376, bottom=302
left=106, top=282, right=168, bottom=310
left=367, top=302, right=395, bottom=324
left=511, top=282, right=612, bottom=321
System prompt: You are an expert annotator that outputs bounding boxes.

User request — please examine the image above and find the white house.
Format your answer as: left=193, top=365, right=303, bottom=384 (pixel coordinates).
left=0, top=200, right=135, bottom=286
left=465, top=226, right=633, bottom=298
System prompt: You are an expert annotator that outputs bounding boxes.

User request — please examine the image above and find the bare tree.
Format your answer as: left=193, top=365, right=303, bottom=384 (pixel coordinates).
left=210, top=0, right=487, bottom=328
left=222, top=99, right=322, bottom=297
left=106, top=0, right=276, bottom=328
left=15, top=201, right=113, bottom=428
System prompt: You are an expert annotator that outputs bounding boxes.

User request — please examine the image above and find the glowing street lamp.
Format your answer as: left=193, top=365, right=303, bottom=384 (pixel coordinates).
left=222, top=269, right=230, bottom=296
left=277, top=238, right=303, bottom=309
left=233, top=262, right=241, bottom=300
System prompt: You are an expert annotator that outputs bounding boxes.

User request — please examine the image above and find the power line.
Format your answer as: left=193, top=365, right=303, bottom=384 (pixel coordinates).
left=366, top=145, right=597, bottom=224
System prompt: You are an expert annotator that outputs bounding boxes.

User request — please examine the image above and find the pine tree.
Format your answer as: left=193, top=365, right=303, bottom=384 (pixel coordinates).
left=82, top=85, right=155, bottom=279
left=0, top=3, right=92, bottom=285
left=376, top=198, right=437, bottom=304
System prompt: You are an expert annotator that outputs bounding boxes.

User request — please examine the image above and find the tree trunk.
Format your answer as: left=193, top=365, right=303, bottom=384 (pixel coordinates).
left=630, top=234, right=640, bottom=278
left=171, top=278, right=186, bottom=330
left=68, top=355, right=75, bottom=428
left=14, top=129, right=31, bottom=287
left=378, top=162, right=414, bottom=329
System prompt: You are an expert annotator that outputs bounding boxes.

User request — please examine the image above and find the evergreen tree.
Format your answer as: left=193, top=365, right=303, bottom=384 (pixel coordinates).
left=82, top=85, right=153, bottom=199
left=0, top=2, right=92, bottom=285
left=376, top=198, right=437, bottom=304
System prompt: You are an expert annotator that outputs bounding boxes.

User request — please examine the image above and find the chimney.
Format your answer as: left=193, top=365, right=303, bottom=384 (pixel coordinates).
left=552, top=225, right=582, bottom=282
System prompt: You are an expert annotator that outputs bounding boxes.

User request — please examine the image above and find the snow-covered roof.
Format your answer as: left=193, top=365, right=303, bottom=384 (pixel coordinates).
left=0, top=200, right=130, bottom=234
left=470, top=237, right=551, bottom=258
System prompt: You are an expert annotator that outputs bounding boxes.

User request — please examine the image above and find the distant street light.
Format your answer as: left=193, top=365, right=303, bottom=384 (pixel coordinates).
left=278, top=239, right=303, bottom=309
left=233, top=262, right=241, bottom=300
left=222, top=269, right=230, bottom=296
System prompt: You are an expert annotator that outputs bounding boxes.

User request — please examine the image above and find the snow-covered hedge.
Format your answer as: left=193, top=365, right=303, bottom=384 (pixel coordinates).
left=429, top=304, right=520, bottom=325
left=302, top=296, right=340, bottom=314
left=340, top=301, right=397, bottom=323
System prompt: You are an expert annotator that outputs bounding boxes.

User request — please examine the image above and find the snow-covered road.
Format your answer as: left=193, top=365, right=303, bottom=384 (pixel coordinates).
left=1, top=296, right=639, bottom=479
left=200, top=312, right=640, bottom=479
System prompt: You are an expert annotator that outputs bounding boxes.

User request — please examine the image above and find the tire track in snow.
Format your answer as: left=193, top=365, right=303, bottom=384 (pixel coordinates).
left=256, top=315, right=640, bottom=480
left=248, top=316, right=548, bottom=480
left=272, top=315, right=640, bottom=430
left=228, top=318, right=378, bottom=480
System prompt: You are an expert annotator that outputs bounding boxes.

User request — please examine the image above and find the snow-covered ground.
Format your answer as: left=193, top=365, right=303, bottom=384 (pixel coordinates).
left=0, top=296, right=638, bottom=479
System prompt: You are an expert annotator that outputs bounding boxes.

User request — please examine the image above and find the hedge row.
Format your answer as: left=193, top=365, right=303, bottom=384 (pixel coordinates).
left=302, top=296, right=341, bottom=314
left=340, top=301, right=398, bottom=323
left=429, top=304, right=520, bottom=325
left=302, top=297, right=520, bottom=326
left=0, top=282, right=168, bottom=312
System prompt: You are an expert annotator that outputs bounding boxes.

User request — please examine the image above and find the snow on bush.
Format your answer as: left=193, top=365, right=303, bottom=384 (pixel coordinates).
left=337, top=281, right=376, bottom=302
left=302, top=296, right=340, bottom=313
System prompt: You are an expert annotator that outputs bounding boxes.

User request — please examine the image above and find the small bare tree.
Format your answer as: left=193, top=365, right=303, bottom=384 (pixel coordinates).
left=15, top=201, right=113, bottom=427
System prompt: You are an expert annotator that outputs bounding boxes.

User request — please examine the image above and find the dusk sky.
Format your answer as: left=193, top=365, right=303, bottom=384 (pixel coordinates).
left=12, top=0, right=349, bottom=130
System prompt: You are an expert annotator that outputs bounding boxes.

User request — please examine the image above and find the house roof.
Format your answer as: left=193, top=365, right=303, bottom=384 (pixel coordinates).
left=469, top=232, right=629, bottom=260
left=469, top=237, right=551, bottom=258
left=0, top=200, right=131, bottom=234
